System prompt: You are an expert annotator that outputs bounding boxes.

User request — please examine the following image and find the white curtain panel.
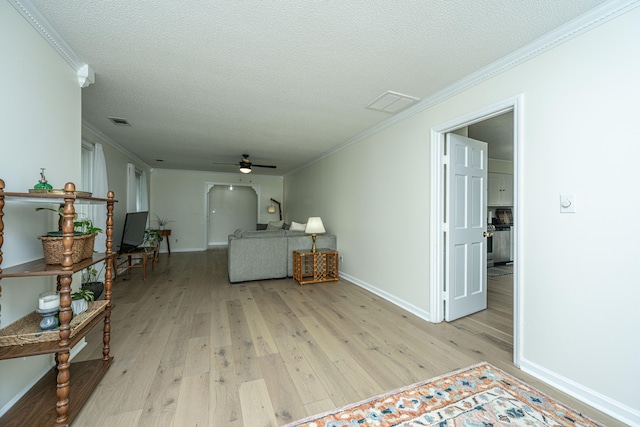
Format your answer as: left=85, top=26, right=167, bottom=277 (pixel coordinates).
left=92, top=143, right=109, bottom=280
left=126, top=163, right=136, bottom=212
left=140, top=171, right=149, bottom=225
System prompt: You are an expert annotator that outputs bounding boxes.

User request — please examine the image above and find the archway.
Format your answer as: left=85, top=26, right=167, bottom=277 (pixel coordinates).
left=205, top=183, right=260, bottom=247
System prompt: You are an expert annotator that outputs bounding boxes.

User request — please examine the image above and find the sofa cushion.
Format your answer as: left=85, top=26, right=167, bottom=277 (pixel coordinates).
left=267, top=220, right=284, bottom=230
left=290, top=221, right=306, bottom=232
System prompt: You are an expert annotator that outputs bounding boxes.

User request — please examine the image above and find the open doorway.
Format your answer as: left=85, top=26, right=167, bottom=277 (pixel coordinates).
left=429, top=96, right=521, bottom=366
left=205, top=183, right=260, bottom=248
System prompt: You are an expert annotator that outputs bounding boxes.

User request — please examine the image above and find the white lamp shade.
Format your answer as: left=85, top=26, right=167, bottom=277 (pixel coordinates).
left=305, top=217, right=325, bottom=234
left=267, top=205, right=276, bottom=214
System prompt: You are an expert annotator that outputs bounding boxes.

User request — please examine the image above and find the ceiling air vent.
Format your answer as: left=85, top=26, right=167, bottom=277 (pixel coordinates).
left=107, top=116, right=131, bottom=126
left=366, top=90, right=419, bottom=114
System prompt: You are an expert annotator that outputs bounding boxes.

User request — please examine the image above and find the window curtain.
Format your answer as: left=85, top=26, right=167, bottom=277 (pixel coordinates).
left=126, top=163, right=136, bottom=212
left=91, top=143, right=109, bottom=280
left=140, top=171, right=149, bottom=212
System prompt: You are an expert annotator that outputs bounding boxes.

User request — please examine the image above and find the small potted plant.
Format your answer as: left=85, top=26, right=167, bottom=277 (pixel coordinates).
left=153, top=213, right=174, bottom=230
left=144, top=229, right=163, bottom=247
left=71, top=288, right=94, bottom=316
left=81, top=264, right=104, bottom=300
left=72, top=218, right=103, bottom=236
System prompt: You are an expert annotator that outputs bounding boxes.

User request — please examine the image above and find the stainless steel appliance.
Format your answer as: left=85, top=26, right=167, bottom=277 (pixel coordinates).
left=489, top=209, right=513, bottom=264
left=492, top=226, right=512, bottom=263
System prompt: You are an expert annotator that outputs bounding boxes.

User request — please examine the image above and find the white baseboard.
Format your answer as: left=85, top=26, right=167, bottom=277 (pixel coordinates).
left=158, top=247, right=204, bottom=253
left=519, top=358, right=640, bottom=426
left=338, top=271, right=431, bottom=322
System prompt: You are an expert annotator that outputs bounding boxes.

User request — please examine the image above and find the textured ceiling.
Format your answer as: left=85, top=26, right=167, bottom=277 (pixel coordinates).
left=29, top=0, right=607, bottom=175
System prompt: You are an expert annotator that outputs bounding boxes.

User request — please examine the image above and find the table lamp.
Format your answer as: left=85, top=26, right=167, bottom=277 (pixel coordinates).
left=305, top=217, right=325, bottom=252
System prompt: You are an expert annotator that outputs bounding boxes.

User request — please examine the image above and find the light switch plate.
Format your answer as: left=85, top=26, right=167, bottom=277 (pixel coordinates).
left=560, top=194, right=576, bottom=213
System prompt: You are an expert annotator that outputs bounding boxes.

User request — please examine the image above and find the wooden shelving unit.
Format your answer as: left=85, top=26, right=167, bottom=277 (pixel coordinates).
left=0, top=179, right=116, bottom=427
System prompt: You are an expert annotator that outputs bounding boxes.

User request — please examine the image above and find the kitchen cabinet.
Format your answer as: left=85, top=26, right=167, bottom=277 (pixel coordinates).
left=0, top=180, right=116, bottom=426
left=488, top=173, right=513, bottom=206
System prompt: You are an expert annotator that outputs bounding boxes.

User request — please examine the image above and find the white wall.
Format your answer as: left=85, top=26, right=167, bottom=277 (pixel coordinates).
left=0, top=0, right=82, bottom=414
left=285, top=6, right=640, bottom=423
left=150, top=169, right=283, bottom=251
left=285, top=112, right=432, bottom=314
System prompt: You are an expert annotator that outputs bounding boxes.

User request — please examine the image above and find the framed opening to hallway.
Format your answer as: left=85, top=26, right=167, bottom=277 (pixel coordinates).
left=429, top=95, right=523, bottom=367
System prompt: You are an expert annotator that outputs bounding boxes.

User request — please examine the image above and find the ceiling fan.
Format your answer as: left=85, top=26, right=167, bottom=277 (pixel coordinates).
left=213, top=154, right=277, bottom=174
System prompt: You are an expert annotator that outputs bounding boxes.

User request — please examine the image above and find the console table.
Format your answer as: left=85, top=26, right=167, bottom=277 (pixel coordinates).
left=154, top=229, right=172, bottom=254
left=293, top=249, right=339, bottom=285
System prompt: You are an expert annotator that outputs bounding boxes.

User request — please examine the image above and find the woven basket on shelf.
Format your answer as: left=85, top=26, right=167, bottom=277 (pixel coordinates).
left=38, top=233, right=96, bottom=264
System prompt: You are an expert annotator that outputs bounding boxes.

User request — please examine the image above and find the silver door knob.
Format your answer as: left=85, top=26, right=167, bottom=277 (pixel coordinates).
left=483, top=231, right=492, bottom=237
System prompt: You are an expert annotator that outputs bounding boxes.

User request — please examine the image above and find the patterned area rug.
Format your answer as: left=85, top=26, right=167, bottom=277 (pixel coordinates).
left=487, top=267, right=513, bottom=277
left=282, top=363, right=601, bottom=427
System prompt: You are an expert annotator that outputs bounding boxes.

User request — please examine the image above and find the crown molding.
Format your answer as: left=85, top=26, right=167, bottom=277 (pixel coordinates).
left=8, top=0, right=94, bottom=87
left=82, top=120, right=152, bottom=171
left=285, top=0, right=640, bottom=177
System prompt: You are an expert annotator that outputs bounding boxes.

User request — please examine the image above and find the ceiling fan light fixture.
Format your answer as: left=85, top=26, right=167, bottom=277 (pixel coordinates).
left=239, top=165, right=252, bottom=174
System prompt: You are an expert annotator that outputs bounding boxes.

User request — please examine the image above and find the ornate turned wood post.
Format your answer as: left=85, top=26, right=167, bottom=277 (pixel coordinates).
left=0, top=179, right=5, bottom=328
left=103, top=190, right=115, bottom=361
left=55, top=182, right=75, bottom=425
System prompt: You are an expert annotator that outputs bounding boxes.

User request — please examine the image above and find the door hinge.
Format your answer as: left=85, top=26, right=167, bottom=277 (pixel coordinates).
left=443, top=154, right=449, bottom=165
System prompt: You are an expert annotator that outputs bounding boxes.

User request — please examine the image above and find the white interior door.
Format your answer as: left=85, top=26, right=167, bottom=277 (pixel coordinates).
left=445, top=133, right=488, bottom=321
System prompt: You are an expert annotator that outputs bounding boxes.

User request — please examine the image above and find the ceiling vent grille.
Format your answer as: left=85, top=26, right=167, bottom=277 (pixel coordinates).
left=366, top=91, right=420, bottom=114
left=107, top=116, right=131, bottom=126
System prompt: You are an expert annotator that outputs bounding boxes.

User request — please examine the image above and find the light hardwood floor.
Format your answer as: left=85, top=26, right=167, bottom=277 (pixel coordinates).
left=72, top=250, right=623, bottom=426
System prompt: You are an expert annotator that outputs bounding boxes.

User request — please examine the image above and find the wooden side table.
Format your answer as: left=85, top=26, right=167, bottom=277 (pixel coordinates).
left=154, top=229, right=172, bottom=254
left=293, top=249, right=339, bottom=285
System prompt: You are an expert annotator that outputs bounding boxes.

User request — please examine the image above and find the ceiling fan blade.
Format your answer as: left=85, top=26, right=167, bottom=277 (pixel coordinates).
left=253, top=164, right=277, bottom=169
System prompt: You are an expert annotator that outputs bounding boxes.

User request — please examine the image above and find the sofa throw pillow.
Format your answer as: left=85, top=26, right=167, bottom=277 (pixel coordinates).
left=266, top=220, right=284, bottom=230
left=290, top=221, right=307, bottom=232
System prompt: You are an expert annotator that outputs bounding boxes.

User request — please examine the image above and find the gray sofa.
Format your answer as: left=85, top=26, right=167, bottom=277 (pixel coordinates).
left=227, top=228, right=337, bottom=283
